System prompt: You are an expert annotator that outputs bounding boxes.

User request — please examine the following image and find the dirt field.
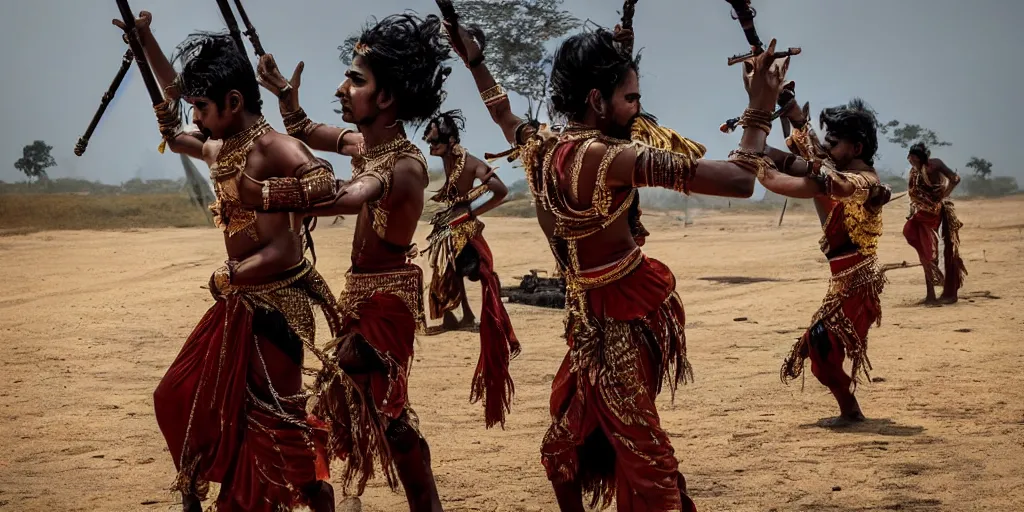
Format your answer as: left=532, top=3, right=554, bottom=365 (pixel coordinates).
left=1, top=196, right=1022, bottom=511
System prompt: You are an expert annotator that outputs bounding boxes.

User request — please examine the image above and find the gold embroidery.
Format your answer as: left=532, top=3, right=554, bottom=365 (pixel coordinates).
left=351, top=135, right=427, bottom=239
left=209, top=117, right=273, bottom=241
left=338, top=266, right=427, bottom=332
left=781, top=256, right=886, bottom=385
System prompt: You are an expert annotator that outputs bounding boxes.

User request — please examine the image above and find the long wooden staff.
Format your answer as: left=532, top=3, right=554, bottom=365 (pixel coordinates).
left=74, top=48, right=134, bottom=156
left=114, top=0, right=165, bottom=107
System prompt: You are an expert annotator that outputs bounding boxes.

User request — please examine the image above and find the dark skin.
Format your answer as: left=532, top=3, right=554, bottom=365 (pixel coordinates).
left=446, top=23, right=787, bottom=276
left=425, top=124, right=509, bottom=329
left=115, top=12, right=339, bottom=512
left=758, top=96, right=891, bottom=425
left=257, top=55, right=364, bottom=156
left=907, top=155, right=961, bottom=303
left=262, top=51, right=443, bottom=512
left=447, top=23, right=784, bottom=511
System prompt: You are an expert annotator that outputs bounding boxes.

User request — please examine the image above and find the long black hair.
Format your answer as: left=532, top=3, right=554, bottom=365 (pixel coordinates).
left=425, top=109, right=466, bottom=144
left=549, top=28, right=640, bottom=122
left=908, top=142, right=931, bottom=163
left=172, top=32, right=262, bottom=115
left=819, top=98, right=879, bottom=166
left=340, top=13, right=453, bottom=124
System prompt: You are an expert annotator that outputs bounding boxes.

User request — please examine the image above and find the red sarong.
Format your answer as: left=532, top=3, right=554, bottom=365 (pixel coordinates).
left=466, top=234, right=520, bottom=428
left=541, top=255, right=696, bottom=512
left=426, top=217, right=519, bottom=428
left=312, top=266, right=424, bottom=495
left=154, top=265, right=336, bottom=511
left=903, top=202, right=967, bottom=296
left=782, top=254, right=885, bottom=390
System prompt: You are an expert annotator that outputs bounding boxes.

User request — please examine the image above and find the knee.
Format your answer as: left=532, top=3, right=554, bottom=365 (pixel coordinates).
left=334, top=335, right=384, bottom=375
left=386, top=417, right=424, bottom=455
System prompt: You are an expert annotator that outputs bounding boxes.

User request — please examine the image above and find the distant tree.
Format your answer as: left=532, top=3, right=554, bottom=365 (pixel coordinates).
left=14, top=140, right=56, bottom=183
left=878, top=120, right=951, bottom=149
left=876, top=168, right=908, bottom=193
left=965, top=156, right=993, bottom=180
left=457, top=0, right=580, bottom=118
left=506, top=178, right=529, bottom=200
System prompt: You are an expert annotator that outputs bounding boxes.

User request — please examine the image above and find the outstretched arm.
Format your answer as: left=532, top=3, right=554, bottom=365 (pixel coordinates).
left=306, top=176, right=383, bottom=217
left=257, top=55, right=364, bottom=156
left=234, top=136, right=339, bottom=212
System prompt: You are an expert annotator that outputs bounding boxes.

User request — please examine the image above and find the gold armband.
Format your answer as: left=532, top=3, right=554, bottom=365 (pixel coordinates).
left=260, top=161, right=337, bottom=211
left=481, top=84, right=508, bottom=107
left=155, top=99, right=182, bottom=154
left=463, top=183, right=490, bottom=204
left=208, top=264, right=235, bottom=299
left=737, top=108, right=773, bottom=135
left=825, top=170, right=873, bottom=204
left=632, top=143, right=700, bottom=194
left=282, top=108, right=322, bottom=141
left=728, top=149, right=777, bottom=180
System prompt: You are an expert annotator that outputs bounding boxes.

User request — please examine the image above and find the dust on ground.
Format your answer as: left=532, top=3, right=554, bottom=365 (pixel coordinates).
left=1, top=196, right=1022, bottom=511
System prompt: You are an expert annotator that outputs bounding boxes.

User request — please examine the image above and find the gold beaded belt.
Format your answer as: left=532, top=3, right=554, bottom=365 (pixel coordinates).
left=339, top=266, right=427, bottom=331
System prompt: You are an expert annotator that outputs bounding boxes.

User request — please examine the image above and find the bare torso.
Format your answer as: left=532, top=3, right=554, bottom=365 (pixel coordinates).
left=204, top=131, right=306, bottom=284
left=350, top=156, right=427, bottom=271
left=540, top=147, right=638, bottom=271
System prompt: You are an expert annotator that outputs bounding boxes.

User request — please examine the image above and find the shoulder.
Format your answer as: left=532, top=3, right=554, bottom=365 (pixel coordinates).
left=255, top=132, right=323, bottom=178
left=929, top=158, right=953, bottom=172
left=393, top=155, right=429, bottom=190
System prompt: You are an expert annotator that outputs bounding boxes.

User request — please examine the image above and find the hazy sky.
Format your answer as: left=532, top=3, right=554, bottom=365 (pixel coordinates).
left=1, top=0, right=1021, bottom=192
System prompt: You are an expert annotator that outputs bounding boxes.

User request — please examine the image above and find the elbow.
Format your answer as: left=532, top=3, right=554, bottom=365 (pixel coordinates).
left=729, top=174, right=756, bottom=198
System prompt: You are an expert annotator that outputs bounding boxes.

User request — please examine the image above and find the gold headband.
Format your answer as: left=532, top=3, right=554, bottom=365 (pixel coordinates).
left=354, top=42, right=371, bottom=56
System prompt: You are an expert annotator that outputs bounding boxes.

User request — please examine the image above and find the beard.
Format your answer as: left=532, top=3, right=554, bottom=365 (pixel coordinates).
left=606, top=114, right=638, bottom=140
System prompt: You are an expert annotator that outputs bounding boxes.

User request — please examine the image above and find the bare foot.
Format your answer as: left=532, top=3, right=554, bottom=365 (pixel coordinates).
left=818, top=413, right=865, bottom=428
left=918, top=297, right=942, bottom=307
left=338, top=496, right=362, bottom=512
left=939, top=294, right=958, bottom=304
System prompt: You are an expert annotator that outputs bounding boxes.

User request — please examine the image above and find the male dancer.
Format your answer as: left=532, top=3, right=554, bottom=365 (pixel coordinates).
left=258, top=14, right=487, bottom=511
left=421, top=110, right=520, bottom=427
left=114, top=12, right=343, bottom=512
left=757, top=93, right=892, bottom=424
left=904, top=142, right=966, bottom=304
left=446, top=18, right=789, bottom=511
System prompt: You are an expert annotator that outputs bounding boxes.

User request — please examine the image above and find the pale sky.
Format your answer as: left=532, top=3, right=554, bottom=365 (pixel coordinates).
left=1, top=0, right=1021, bottom=193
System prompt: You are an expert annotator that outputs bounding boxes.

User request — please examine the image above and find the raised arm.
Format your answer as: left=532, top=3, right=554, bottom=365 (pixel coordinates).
left=256, top=55, right=364, bottom=156
left=112, top=11, right=206, bottom=160
left=444, top=23, right=525, bottom=145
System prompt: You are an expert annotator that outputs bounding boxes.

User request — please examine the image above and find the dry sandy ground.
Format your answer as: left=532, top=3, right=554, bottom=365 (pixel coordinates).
left=1, top=196, right=1022, bottom=512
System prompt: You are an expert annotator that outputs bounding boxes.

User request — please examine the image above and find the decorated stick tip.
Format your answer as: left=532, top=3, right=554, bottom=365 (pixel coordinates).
left=74, top=137, right=89, bottom=157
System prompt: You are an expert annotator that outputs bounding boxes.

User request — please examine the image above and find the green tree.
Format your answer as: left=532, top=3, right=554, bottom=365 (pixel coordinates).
left=456, top=0, right=580, bottom=118
left=878, top=120, right=951, bottom=149
left=14, top=140, right=56, bottom=183
left=965, top=156, right=993, bottom=179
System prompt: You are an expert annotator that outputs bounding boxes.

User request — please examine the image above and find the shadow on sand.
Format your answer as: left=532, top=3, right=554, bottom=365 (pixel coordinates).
left=799, top=417, right=925, bottom=436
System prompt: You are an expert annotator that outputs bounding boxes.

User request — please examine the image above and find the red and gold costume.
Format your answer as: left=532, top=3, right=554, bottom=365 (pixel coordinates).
left=154, top=118, right=343, bottom=512
left=903, top=164, right=967, bottom=295
left=309, top=136, right=431, bottom=494
left=505, top=119, right=705, bottom=511
left=779, top=124, right=887, bottom=391
left=424, top=144, right=520, bottom=428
